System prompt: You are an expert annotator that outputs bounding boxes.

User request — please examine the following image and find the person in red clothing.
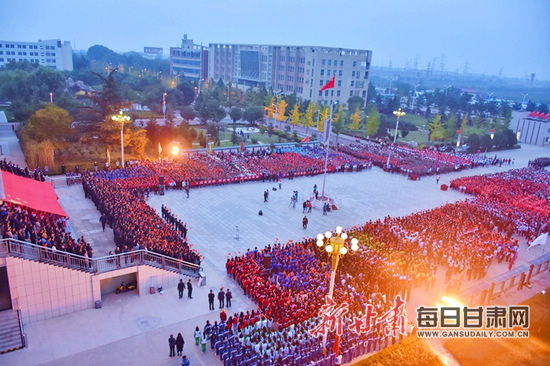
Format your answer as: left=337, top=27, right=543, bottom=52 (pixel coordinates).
left=219, top=309, right=227, bottom=323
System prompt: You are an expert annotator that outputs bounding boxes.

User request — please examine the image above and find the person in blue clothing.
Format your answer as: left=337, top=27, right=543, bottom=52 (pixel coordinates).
left=181, top=355, right=190, bottom=366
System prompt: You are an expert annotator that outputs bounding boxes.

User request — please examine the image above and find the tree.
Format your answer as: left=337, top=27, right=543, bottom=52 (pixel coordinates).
left=398, top=121, right=417, bottom=138
left=195, top=91, right=225, bottom=123
left=229, top=107, right=243, bottom=123
left=318, top=106, right=330, bottom=133
left=460, top=113, right=468, bottom=134
left=332, top=104, right=345, bottom=143
left=347, top=96, right=364, bottom=113
left=244, top=105, right=264, bottom=123
left=349, top=107, right=362, bottom=131
left=290, top=104, right=301, bottom=127
left=179, top=105, right=196, bottom=121
left=525, top=100, right=536, bottom=112
left=302, top=102, right=316, bottom=132
left=90, top=68, right=125, bottom=120
left=276, top=99, right=288, bottom=121
left=127, top=129, right=148, bottom=158
left=467, top=133, right=480, bottom=152
left=365, top=106, right=380, bottom=137
left=265, top=96, right=276, bottom=119
left=428, top=114, right=445, bottom=141
left=23, top=105, right=73, bottom=142
left=445, top=114, right=458, bottom=138
left=285, top=93, right=297, bottom=114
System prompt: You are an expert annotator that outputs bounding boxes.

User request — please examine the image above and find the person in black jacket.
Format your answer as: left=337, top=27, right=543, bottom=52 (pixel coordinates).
left=178, top=279, right=185, bottom=299
left=208, top=290, right=215, bottom=310
left=168, top=334, right=176, bottom=357
left=218, top=288, right=225, bottom=309
left=225, top=289, right=232, bottom=308
left=187, top=279, right=193, bottom=299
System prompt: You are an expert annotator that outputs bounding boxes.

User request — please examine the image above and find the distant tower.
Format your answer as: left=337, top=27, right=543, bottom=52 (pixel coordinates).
left=463, top=60, right=470, bottom=75
left=388, top=59, right=393, bottom=70
left=530, top=73, right=535, bottom=86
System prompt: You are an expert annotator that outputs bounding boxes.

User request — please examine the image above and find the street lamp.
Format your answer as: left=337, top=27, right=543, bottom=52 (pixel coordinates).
left=49, top=92, right=53, bottom=104
left=386, top=108, right=406, bottom=168
left=162, top=92, right=167, bottom=121
left=112, top=111, right=131, bottom=168
left=316, top=226, right=360, bottom=354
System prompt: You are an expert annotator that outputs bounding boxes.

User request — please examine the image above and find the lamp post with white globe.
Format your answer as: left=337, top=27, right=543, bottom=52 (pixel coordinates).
left=112, top=111, right=131, bottom=168
left=316, top=226, right=360, bottom=353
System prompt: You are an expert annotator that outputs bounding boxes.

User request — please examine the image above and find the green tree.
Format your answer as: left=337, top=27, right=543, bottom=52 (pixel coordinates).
left=366, top=107, right=380, bottom=137
left=332, top=104, right=345, bottom=143
left=349, top=107, right=362, bottom=131
left=23, top=105, right=73, bottom=142
left=91, top=68, right=125, bottom=120
left=195, top=91, right=225, bottom=123
left=244, top=105, right=264, bottom=123
left=445, top=114, right=458, bottom=138
left=229, top=107, right=243, bottom=124
left=347, top=96, right=364, bottom=113
left=460, top=113, right=468, bottom=134
left=428, top=114, right=445, bottom=141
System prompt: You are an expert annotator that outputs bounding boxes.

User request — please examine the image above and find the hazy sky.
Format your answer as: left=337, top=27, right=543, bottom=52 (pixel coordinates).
left=1, top=0, right=549, bottom=80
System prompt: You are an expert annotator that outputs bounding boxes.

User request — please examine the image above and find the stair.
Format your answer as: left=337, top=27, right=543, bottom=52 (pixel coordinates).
left=0, top=310, right=24, bottom=354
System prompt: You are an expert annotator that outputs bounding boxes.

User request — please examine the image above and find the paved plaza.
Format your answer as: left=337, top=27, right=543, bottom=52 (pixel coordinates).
left=1, top=143, right=549, bottom=366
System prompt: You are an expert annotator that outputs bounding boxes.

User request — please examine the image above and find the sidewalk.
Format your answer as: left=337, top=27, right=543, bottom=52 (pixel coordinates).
left=0, top=128, right=26, bottom=166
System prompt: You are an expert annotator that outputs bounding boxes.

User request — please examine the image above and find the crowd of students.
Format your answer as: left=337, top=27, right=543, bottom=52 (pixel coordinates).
left=450, top=167, right=550, bottom=243
left=338, top=141, right=491, bottom=177
left=0, top=202, right=92, bottom=258
left=0, top=158, right=46, bottom=181
left=82, top=173, right=201, bottom=264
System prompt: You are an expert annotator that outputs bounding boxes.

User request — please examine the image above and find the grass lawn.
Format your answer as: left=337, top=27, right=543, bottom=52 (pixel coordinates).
left=353, top=336, right=443, bottom=366
left=399, top=129, right=429, bottom=145
left=444, top=288, right=550, bottom=366
left=401, top=113, right=429, bottom=128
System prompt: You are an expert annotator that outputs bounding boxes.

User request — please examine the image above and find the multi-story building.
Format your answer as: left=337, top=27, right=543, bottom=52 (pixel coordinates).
left=208, top=43, right=372, bottom=106
left=0, top=39, right=73, bottom=71
left=169, top=35, right=207, bottom=81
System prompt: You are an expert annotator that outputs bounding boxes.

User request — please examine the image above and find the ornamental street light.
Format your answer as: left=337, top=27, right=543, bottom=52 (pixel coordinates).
left=162, top=92, right=167, bottom=121
left=49, top=92, right=53, bottom=104
left=112, top=111, right=131, bottom=168
left=316, top=226, right=360, bottom=354
left=386, top=108, right=406, bottom=168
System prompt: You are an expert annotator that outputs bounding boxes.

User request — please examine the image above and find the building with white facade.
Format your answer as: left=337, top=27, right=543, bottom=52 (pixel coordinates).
left=208, top=43, right=372, bottom=106
left=169, top=35, right=208, bottom=81
left=0, top=39, right=73, bottom=71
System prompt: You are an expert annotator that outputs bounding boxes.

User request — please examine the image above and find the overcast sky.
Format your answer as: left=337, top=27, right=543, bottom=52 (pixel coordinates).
left=1, top=0, right=549, bottom=80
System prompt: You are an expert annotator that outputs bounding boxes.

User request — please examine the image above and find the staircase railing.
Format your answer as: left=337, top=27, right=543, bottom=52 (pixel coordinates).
left=0, top=239, right=201, bottom=277
left=16, top=309, right=26, bottom=348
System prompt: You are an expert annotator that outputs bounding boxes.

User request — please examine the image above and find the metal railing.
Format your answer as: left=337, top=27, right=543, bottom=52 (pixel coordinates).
left=0, top=239, right=201, bottom=277
left=463, top=251, right=550, bottom=305
left=16, top=308, right=26, bottom=348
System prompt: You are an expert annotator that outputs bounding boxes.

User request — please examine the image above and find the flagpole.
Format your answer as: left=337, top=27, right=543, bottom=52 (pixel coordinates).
left=321, top=99, right=333, bottom=200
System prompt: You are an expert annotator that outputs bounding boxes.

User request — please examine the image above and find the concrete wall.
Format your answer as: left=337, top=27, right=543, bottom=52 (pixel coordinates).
left=5, top=257, right=93, bottom=322
left=5, top=257, right=189, bottom=323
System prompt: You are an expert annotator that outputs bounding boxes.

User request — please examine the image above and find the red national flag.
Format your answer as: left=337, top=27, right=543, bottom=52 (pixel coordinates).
left=301, top=136, right=310, bottom=143
left=320, top=76, right=335, bottom=91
